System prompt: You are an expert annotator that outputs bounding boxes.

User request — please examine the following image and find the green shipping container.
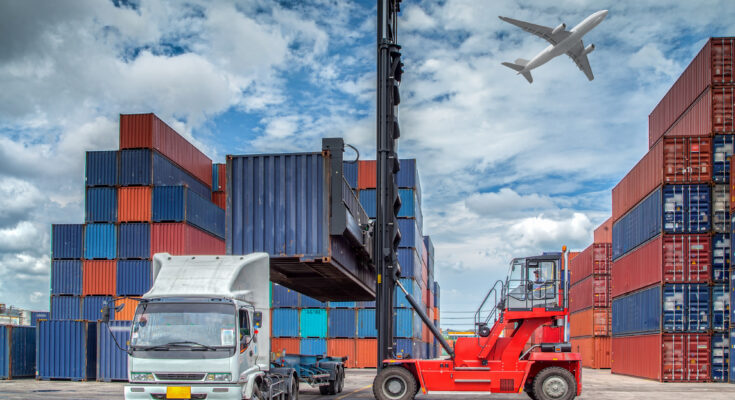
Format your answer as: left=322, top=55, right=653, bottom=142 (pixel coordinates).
left=300, top=309, right=327, bottom=338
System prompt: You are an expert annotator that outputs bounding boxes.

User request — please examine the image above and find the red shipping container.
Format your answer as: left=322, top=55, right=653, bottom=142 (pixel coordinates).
left=662, top=137, right=711, bottom=183
left=357, top=160, right=376, bottom=189
left=211, top=191, right=226, bottom=210
left=569, top=243, right=611, bottom=285
left=272, top=338, right=300, bottom=356
left=649, top=38, right=735, bottom=147
left=593, top=217, right=612, bottom=243
left=569, top=275, right=609, bottom=313
left=82, top=260, right=116, bottom=295
left=355, top=339, right=378, bottom=368
left=612, top=334, right=710, bottom=382
left=327, top=339, right=357, bottom=368
left=730, top=160, right=735, bottom=210
left=425, top=288, right=434, bottom=309
left=569, top=308, right=610, bottom=338
left=611, top=236, right=662, bottom=298
left=612, top=141, right=663, bottom=222
left=151, top=223, right=225, bottom=256
left=119, top=113, right=212, bottom=187
left=215, top=163, right=226, bottom=191
left=571, top=337, right=611, bottom=369
left=118, top=186, right=152, bottom=222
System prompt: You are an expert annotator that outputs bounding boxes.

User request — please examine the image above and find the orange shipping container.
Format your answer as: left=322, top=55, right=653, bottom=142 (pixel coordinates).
left=355, top=339, right=377, bottom=368
left=593, top=217, right=612, bottom=243
left=357, top=160, right=376, bottom=189
left=82, top=260, right=116, bottom=295
left=571, top=336, right=611, bottom=369
left=272, top=338, right=300, bottom=356
left=433, top=307, right=439, bottom=323
left=569, top=308, right=610, bottom=338
left=327, top=339, right=357, bottom=368
left=114, top=298, right=139, bottom=321
left=118, top=187, right=152, bottom=222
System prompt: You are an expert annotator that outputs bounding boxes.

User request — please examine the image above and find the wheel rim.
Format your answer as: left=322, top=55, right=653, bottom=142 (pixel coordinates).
left=382, top=374, right=408, bottom=399
left=542, top=375, right=569, bottom=399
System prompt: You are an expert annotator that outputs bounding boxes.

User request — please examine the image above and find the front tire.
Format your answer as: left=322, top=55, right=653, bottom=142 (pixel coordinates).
left=287, top=374, right=299, bottom=400
left=532, top=366, right=576, bottom=400
left=373, top=366, right=417, bottom=400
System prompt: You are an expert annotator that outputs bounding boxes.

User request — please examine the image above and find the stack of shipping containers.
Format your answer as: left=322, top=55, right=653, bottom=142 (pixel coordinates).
left=610, top=38, right=734, bottom=382
left=42, top=113, right=226, bottom=381
left=569, top=219, right=612, bottom=369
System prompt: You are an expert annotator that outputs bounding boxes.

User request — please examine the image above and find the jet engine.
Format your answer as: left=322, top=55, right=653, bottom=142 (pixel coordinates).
left=582, top=43, right=595, bottom=56
left=551, top=23, right=566, bottom=35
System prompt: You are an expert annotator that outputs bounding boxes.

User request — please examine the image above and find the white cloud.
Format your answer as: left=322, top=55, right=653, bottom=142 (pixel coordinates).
left=465, top=188, right=554, bottom=216
left=0, top=222, right=42, bottom=253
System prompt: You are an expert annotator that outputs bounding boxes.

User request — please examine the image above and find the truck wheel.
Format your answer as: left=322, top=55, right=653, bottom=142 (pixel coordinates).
left=373, top=366, right=417, bottom=400
left=337, top=366, right=345, bottom=393
left=288, top=374, right=299, bottom=400
left=532, top=367, right=576, bottom=400
left=524, top=384, right=538, bottom=400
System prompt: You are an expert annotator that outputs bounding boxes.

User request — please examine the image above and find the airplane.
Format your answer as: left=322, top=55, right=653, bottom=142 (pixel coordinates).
left=499, top=10, right=608, bottom=83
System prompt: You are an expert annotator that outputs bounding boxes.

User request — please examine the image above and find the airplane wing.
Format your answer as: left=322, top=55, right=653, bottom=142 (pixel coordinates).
left=566, top=40, right=594, bottom=81
left=498, top=16, right=571, bottom=46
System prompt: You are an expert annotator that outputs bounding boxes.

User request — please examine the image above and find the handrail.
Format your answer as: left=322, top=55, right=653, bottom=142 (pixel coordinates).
left=474, top=280, right=505, bottom=333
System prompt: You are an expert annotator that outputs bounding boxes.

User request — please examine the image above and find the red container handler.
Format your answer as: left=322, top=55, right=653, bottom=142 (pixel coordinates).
left=119, top=113, right=212, bottom=188
left=612, top=333, right=710, bottom=382
left=82, top=260, right=116, bottom=296
left=593, top=217, right=612, bottom=243
left=569, top=243, right=611, bottom=285
left=569, top=275, right=609, bottom=312
left=151, top=223, right=225, bottom=256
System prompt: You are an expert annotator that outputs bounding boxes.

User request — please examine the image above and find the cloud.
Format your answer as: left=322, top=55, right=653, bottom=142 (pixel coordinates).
left=465, top=188, right=555, bottom=217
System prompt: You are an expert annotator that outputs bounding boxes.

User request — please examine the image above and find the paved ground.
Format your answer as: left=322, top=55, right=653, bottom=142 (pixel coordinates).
left=1, top=368, right=734, bottom=399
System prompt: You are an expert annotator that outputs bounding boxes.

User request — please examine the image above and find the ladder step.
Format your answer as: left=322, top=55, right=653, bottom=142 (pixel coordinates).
left=455, top=379, right=492, bottom=383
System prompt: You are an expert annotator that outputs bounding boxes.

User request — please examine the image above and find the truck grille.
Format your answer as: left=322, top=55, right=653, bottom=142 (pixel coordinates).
left=154, top=373, right=206, bottom=381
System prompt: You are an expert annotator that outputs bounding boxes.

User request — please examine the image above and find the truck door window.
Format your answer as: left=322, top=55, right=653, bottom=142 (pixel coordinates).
left=239, top=309, right=250, bottom=338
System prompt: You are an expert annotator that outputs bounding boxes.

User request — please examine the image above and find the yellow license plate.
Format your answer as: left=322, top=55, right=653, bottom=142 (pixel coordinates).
left=166, top=386, right=191, bottom=399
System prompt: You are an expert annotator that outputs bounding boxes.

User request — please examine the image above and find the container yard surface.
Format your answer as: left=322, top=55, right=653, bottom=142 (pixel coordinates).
left=2, top=369, right=735, bottom=399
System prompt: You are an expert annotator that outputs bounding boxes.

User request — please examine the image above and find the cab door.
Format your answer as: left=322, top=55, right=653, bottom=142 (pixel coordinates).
left=238, top=308, right=257, bottom=369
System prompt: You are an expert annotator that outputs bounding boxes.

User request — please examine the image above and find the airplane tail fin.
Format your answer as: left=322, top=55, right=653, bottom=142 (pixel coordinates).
left=501, top=58, right=533, bottom=83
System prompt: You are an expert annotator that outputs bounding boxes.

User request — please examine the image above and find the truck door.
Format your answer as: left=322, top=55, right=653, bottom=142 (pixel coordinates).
left=526, top=259, right=559, bottom=308
left=238, top=308, right=257, bottom=368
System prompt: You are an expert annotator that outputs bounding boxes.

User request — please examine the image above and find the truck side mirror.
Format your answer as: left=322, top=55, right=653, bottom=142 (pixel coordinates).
left=253, top=311, right=263, bottom=328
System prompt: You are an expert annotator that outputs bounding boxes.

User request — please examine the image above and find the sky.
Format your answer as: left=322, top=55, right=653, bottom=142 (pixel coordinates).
left=1, top=0, right=733, bottom=329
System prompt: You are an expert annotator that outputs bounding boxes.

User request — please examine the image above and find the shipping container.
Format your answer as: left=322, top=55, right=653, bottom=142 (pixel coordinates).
left=328, top=309, right=356, bottom=338
left=397, top=247, right=425, bottom=283
left=713, top=184, right=730, bottom=233
left=211, top=191, right=226, bottom=210
left=343, top=162, right=358, bottom=189
left=116, top=260, right=151, bottom=296
left=300, top=309, right=327, bottom=338
left=84, top=223, right=117, bottom=260
left=712, top=233, right=730, bottom=282
left=358, top=189, right=376, bottom=218
left=97, top=321, right=130, bottom=381
left=612, top=285, right=661, bottom=336
left=570, top=336, right=611, bottom=369
left=329, top=302, right=356, bottom=308
left=119, top=113, right=212, bottom=187
left=396, top=159, right=422, bottom=198
left=271, top=284, right=299, bottom=308
left=357, top=301, right=376, bottom=308
left=569, top=308, right=610, bottom=338
left=36, top=320, right=97, bottom=381
left=612, top=333, right=710, bottom=382
left=594, top=218, right=612, bottom=243
left=395, top=278, right=424, bottom=310
left=570, top=275, right=609, bottom=313
left=85, top=151, right=118, bottom=187
left=395, top=338, right=422, bottom=359
left=398, top=218, right=424, bottom=253
left=394, top=309, right=422, bottom=339
left=300, top=295, right=326, bottom=309
left=713, top=135, right=734, bottom=183
left=30, top=312, right=49, bottom=327
left=299, top=338, right=326, bottom=356
left=327, top=339, right=357, bottom=368
left=731, top=329, right=735, bottom=382
left=118, top=149, right=211, bottom=199
left=82, top=296, right=114, bottom=321
left=612, top=141, right=663, bottom=222
left=663, top=185, right=710, bottom=234
left=398, top=189, right=423, bottom=229
left=569, top=243, right=611, bottom=285
left=357, top=308, right=377, bottom=338
left=150, top=223, right=225, bottom=256
left=357, top=160, right=376, bottom=189
left=82, top=260, right=116, bottom=296
left=152, top=186, right=225, bottom=238
left=712, top=284, right=730, bottom=331
left=212, top=163, right=226, bottom=191
left=662, top=137, right=712, bottom=184
left=0, top=325, right=35, bottom=379
left=114, top=298, right=139, bottom=321
left=271, top=338, right=300, bottom=355
left=227, top=145, right=374, bottom=301
left=117, top=223, right=150, bottom=259
left=355, top=339, right=378, bottom=368
left=649, top=38, right=735, bottom=147
left=51, top=260, right=82, bottom=295
left=117, top=186, right=152, bottom=222
left=612, top=188, right=662, bottom=260
left=51, top=296, right=81, bottom=320
left=85, top=187, right=117, bottom=223
left=272, top=309, right=299, bottom=337
left=711, top=332, right=729, bottom=382
left=52, top=224, right=84, bottom=259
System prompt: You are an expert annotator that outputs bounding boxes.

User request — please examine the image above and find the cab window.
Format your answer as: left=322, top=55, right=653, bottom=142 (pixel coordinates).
left=239, top=309, right=250, bottom=338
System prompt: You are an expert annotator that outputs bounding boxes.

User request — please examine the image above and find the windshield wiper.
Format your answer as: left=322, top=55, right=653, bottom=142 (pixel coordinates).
left=134, top=341, right=219, bottom=351
left=164, top=341, right=219, bottom=351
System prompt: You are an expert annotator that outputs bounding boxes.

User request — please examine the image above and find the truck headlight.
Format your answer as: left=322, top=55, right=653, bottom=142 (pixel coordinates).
left=206, top=373, right=232, bottom=382
left=130, top=372, right=155, bottom=382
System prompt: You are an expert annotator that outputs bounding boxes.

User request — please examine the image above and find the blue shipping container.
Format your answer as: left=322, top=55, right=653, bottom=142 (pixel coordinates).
left=30, top=312, right=49, bottom=327
left=117, top=223, right=150, bottom=259
left=299, top=338, right=326, bottom=356
left=52, top=224, right=84, bottom=259
left=300, top=309, right=327, bottom=338
left=328, top=309, right=356, bottom=338
left=51, top=260, right=82, bottom=295
left=97, top=321, right=131, bottom=381
left=397, top=189, right=422, bottom=231
left=358, top=189, right=376, bottom=218
left=36, top=320, right=97, bottom=380
left=397, top=248, right=423, bottom=282
left=152, top=186, right=225, bottom=239
left=713, top=234, right=730, bottom=282
left=212, top=163, right=221, bottom=191
left=687, top=284, right=710, bottom=332
left=82, top=296, right=114, bottom=321
left=84, top=224, right=116, bottom=260
left=612, top=188, right=662, bottom=260
left=300, top=295, right=326, bottom=309
left=663, top=284, right=685, bottom=331
left=612, top=285, right=661, bottom=336
left=116, top=260, right=152, bottom=296
left=394, top=308, right=422, bottom=339
left=396, top=159, right=421, bottom=196
left=329, top=302, right=356, bottom=308
left=688, top=185, right=711, bottom=233
left=395, top=338, right=422, bottom=359
left=0, top=325, right=36, bottom=379
left=434, top=282, right=440, bottom=308
left=51, top=296, right=81, bottom=320
left=712, top=332, right=729, bottom=382
left=357, top=308, right=377, bottom=338
left=713, top=184, right=730, bottom=234
left=343, top=162, right=358, bottom=189
left=85, top=187, right=117, bottom=223
left=398, top=218, right=422, bottom=250
left=272, top=309, right=299, bottom=337
left=85, top=151, right=118, bottom=187
left=395, top=278, right=424, bottom=311
left=730, top=329, right=735, bottom=382
left=357, top=301, right=376, bottom=308
left=118, top=149, right=211, bottom=199
left=271, top=284, right=299, bottom=308
left=713, top=135, right=733, bottom=183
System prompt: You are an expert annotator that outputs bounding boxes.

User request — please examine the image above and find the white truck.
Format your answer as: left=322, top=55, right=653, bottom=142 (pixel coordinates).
left=106, top=253, right=345, bottom=400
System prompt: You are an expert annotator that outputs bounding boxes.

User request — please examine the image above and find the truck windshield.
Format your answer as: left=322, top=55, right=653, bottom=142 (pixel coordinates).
left=130, top=302, right=237, bottom=350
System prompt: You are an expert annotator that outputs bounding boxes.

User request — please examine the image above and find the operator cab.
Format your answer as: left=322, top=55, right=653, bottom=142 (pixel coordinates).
left=504, top=255, right=562, bottom=311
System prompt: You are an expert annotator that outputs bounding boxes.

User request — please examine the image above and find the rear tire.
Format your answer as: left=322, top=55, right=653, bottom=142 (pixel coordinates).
left=287, top=374, right=299, bottom=400
left=337, top=366, right=345, bottom=393
left=373, top=366, right=417, bottom=400
left=532, top=367, right=576, bottom=400
left=525, top=383, right=538, bottom=400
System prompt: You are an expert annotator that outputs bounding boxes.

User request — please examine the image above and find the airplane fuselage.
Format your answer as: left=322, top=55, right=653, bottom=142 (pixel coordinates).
left=523, top=10, right=607, bottom=72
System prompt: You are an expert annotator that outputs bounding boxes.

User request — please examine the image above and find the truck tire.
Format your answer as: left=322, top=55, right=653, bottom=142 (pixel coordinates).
left=372, top=366, right=417, bottom=400
left=287, top=374, right=299, bottom=400
left=337, top=366, right=345, bottom=393
left=319, top=379, right=338, bottom=396
left=532, top=367, right=576, bottom=400
left=524, top=384, right=538, bottom=400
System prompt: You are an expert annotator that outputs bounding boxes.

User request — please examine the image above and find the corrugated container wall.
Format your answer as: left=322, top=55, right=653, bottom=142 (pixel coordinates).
left=569, top=308, right=611, bottom=337
left=51, top=260, right=82, bottom=295
left=711, top=332, right=729, bottom=381
left=300, top=338, right=326, bottom=356
left=569, top=243, right=611, bottom=285
left=116, top=260, right=151, bottom=296
left=52, top=224, right=84, bottom=259
left=82, top=296, right=114, bottom=321
left=271, top=338, right=300, bottom=355
left=51, top=296, right=81, bottom=320
left=712, top=234, right=730, bottom=282
left=612, top=140, right=663, bottom=221
left=36, top=320, right=97, bottom=381
left=611, top=236, right=663, bottom=298
left=82, top=260, right=116, bottom=296
left=85, top=151, right=118, bottom=187
left=0, top=325, right=36, bottom=379
left=97, top=321, right=130, bottom=381
left=357, top=160, right=376, bottom=189
left=152, top=186, right=225, bottom=238
left=151, top=223, right=225, bottom=256
left=271, top=284, right=300, bottom=308
left=85, top=187, right=117, bottom=223
left=84, top=223, right=117, bottom=260
left=342, top=162, right=358, bottom=189
left=117, top=187, right=151, bottom=222
left=713, top=135, right=733, bottom=183
left=594, top=218, right=612, bottom=243
left=327, top=309, right=356, bottom=338
left=117, top=223, right=151, bottom=259
left=357, top=309, right=377, bottom=338
left=118, top=149, right=211, bottom=199
left=327, top=339, right=357, bottom=368
left=612, top=188, right=662, bottom=259
left=612, top=285, right=661, bottom=336
left=272, top=309, right=299, bottom=337
left=355, top=339, right=377, bottom=368
left=570, top=336, right=611, bottom=369
left=300, top=309, right=327, bottom=338
left=300, top=295, right=326, bottom=308
left=114, top=298, right=139, bottom=321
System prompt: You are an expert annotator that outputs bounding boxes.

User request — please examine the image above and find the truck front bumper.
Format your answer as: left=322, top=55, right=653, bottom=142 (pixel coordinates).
left=124, top=384, right=243, bottom=400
